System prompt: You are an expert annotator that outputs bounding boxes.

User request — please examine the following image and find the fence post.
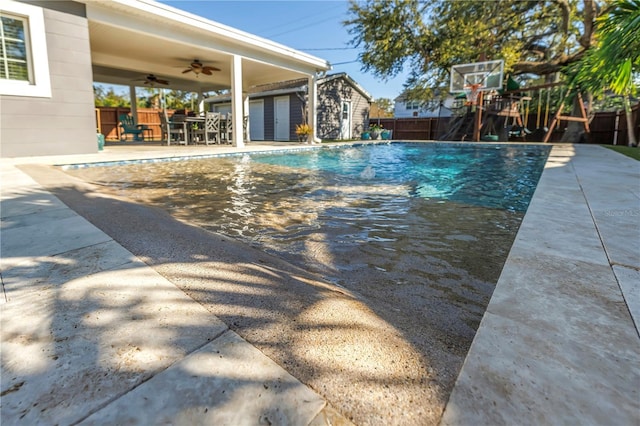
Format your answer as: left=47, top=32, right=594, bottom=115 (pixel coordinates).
left=613, top=110, right=621, bottom=145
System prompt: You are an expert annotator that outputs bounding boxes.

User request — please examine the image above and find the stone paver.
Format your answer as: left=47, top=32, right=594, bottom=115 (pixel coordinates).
left=441, top=145, right=640, bottom=425
left=80, top=330, right=325, bottom=425
left=0, top=153, right=331, bottom=425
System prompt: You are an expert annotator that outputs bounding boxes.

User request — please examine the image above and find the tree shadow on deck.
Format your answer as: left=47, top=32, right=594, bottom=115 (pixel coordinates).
left=6, top=163, right=483, bottom=425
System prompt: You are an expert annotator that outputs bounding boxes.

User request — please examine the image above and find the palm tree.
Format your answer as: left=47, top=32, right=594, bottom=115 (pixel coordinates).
left=569, top=0, right=639, bottom=146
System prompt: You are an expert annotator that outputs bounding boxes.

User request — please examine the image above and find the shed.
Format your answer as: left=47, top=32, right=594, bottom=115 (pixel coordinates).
left=207, top=72, right=372, bottom=141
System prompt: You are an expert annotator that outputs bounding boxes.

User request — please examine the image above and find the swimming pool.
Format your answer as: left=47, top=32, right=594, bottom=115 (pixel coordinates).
left=65, top=142, right=550, bottom=347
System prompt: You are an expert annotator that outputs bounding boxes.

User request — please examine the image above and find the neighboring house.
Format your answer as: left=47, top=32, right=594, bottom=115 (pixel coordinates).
left=0, top=0, right=329, bottom=158
left=207, top=72, right=373, bottom=141
left=394, top=91, right=457, bottom=118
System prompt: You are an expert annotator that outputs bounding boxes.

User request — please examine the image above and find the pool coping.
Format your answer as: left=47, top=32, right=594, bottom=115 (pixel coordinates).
left=441, top=143, right=639, bottom=425
left=1, top=141, right=638, bottom=424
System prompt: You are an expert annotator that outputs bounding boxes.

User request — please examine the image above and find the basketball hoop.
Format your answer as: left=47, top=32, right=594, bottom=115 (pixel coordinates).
left=464, top=83, right=482, bottom=106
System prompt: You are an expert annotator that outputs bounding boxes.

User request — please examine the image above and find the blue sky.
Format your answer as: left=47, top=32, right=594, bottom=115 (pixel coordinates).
left=159, top=0, right=410, bottom=100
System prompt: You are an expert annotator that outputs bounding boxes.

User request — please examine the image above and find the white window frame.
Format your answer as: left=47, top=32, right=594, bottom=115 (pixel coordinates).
left=405, top=100, right=420, bottom=110
left=0, top=0, right=51, bottom=98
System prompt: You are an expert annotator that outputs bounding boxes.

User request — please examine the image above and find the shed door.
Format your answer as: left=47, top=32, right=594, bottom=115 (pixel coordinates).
left=274, top=96, right=290, bottom=141
left=249, top=100, right=264, bottom=140
left=340, top=101, right=352, bottom=139
left=214, top=103, right=231, bottom=115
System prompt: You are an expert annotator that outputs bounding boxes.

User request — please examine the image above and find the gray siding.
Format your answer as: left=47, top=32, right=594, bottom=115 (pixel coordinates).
left=264, top=97, right=275, bottom=140
left=350, top=90, right=370, bottom=137
left=317, top=78, right=370, bottom=140
left=0, top=5, right=97, bottom=158
left=252, top=94, right=302, bottom=141
left=317, top=80, right=342, bottom=139
left=290, top=94, right=304, bottom=140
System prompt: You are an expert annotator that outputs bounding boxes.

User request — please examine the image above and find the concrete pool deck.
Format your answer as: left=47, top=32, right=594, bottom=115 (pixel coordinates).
left=1, top=142, right=638, bottom=425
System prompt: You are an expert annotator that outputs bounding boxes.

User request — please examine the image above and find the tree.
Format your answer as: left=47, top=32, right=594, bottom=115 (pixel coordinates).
left=370, top=97, right=394, bottom=118
left=568, top=0, right=639, bottom=146
left=93, top=85, right=129, bottom=107
left=345, top=0, right=603, bottom=95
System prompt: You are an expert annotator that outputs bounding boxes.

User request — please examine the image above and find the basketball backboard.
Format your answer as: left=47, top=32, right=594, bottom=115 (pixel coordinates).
left=450, top=59, right=504, bottom=93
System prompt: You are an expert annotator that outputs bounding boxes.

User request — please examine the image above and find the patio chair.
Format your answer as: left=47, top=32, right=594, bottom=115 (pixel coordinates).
left=204, top=112, right=221, bottom=145
left=119, top=114, right=152, bottom=141
left=159, top=110, right=188, bottom=145
left=191, top=112, right=221, bottom=145
left=225, top=113, right=233, bottom=144
left=224, top=114, right=249, bottom=144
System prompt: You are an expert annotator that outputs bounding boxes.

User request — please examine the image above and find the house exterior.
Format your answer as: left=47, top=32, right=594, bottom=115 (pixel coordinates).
left=207, top=73, right=373, bottom=141
left=394, top=92, right=457, bottom=118
left=1, top=1, right=96, bottom=157
left=0, top=0, right=330, bottom=158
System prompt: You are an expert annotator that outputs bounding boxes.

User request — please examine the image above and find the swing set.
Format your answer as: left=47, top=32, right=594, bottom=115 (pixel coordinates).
left=498, top=82, right=590, bottom=142
left=445, top=60, right=590, bottom=142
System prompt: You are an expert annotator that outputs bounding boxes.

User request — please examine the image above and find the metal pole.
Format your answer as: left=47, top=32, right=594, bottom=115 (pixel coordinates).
left=613, top=110, right=621, bottom=145
left=473, top=91, right=484, bottom=142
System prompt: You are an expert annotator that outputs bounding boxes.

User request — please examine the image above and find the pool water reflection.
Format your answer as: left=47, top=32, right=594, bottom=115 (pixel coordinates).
left=65, top=142, right=549, bottom=351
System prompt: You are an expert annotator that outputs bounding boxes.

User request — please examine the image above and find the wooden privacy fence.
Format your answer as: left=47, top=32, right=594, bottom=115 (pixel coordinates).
left=96, top=107, right=182, bottom=141
left=370, top=102, right=639, bottom=144
left=373, top=118, right=451, bottom=141
left=588, top=103, right=639, bottom=146
left=98, top=105, right=639, bottom=144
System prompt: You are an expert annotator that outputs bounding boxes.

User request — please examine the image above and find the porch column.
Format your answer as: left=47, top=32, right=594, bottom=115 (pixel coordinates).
left=308, top=74, right=319, bottom=144
left=197, top=92, right=205, bottom=115
left=230, top=54, right=244, bottom=147
left=129, top=85, right=138, bottom=121
left=243, top=93, right=251, bottom=142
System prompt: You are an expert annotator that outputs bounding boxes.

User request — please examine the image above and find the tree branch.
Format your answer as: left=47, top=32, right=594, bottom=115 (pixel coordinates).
left=579, top=0, right=596, bottom=48
left=553, top=0, right=571, bottom=33
left=512, top=50, right=586, bottom=75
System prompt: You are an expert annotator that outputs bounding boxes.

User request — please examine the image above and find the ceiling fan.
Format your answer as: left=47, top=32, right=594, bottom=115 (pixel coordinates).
left=182, top=59, right=220, bottom=76
left=142, top=74, right=169, bottom=86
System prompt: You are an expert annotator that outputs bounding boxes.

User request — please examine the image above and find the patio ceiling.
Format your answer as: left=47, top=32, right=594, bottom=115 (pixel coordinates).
left=84, top=0, right=331, bottom=93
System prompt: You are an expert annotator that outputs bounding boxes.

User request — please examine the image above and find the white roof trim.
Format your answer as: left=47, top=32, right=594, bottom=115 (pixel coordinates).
left=206, top=73, right=373, bottom=103
left=206, top=85, right=307, bottom=103
left=82, top=0, right=331, bottom=73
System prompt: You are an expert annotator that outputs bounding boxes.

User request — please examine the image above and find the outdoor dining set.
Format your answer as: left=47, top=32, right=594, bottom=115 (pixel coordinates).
left=118, top=111, right=245, bottom=145
left=160, top=111, right=241, bottom=146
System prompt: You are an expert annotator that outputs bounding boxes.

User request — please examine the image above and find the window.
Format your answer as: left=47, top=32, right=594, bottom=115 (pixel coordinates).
left=405, top=100, right=421, bottom=110
left=342, top=101, right=350, bottom=120
left=0, top=15, right=29, bottom=81
left=0, top=1, right=51, bottom=97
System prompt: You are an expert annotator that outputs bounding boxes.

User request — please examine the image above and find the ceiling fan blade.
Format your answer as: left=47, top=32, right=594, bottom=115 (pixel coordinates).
left=202, top=68, right=213, bottom=75
left=182, top=68, right=193, bottom=74
left=203, top=66, right=221, bottom=72
left=158, top=79, right=169, bottom=85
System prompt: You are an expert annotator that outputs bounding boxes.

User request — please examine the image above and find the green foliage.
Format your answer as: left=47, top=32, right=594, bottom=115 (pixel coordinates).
left=370, top=97, right=394, bottom=117
left=567, top=0, right=639, bottom=146
left=568, top=0, right=639, bottom=97
left=93, top=85, right=129, bottom=107
left=94, top=84, right=207, bottom=112
left=164, top=90, right=201, bottom=110
left=345, top=0, right=600, bottom=100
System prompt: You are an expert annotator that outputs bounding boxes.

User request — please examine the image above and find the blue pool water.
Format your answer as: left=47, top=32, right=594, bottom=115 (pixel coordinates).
left=250, top=142, right=550, bottom=212
left=66, top=142, right=550, bottom=344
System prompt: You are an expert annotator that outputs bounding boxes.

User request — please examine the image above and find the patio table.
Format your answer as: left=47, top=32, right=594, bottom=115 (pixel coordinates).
left=185, top=116, right=205, bottom=144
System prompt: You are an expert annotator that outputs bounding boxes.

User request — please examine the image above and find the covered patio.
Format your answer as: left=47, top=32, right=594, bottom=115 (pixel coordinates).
left=87, top=0, right=331, bottom=146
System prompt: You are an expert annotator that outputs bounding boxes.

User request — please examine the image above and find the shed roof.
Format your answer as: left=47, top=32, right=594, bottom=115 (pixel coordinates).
left=207, top=72, right=373, bottom=103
